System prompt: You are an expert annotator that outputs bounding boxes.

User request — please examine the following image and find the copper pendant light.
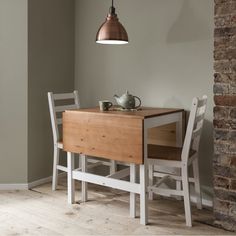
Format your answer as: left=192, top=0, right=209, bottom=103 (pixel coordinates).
left=96, top=0, right=128, bottom=45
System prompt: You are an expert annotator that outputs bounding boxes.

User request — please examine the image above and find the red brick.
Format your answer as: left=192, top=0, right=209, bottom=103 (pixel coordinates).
left=229, top=202, right=236, bottom=221
left=215, top=15, right=232, bottom=28
left=230, top=167, right=236, bottom=178
left=214, top=154, right=236, bottom=168
left=214, top=165, right=231, bottom=178
left=214, top=60, right=231, bottom=73
left=214, top=106, right=229, bottom=119
left=214, top=37, right=230, bottom=50
left=214, top=198, right=230, bottom=214
left=214, top=140, right=230, bottom=154
left=230, top=35, right=236, bottom=48
left=232, top=59, right=236, bottom=72
left=214, top=119, right=236, bottom=129
left=215, top=49, right=236, bottom=60
left=230, top=108, right=236, bottom=118
left=214, top=73, right=231, bottom=83
left=214, top=129, right=229, bottom=141
left=229, top=74, right=236, bottom=84
left=230, top=156, right=236, bottom=167
left=214, top=188, right=236, bottom=202
left=214, top=83, right=230, bottom=94
left=214, top=35, right=236, bottom=50
left=229, top=131, right=236, bottom=141
left=215, top=27, right=236, bottom=38
left=215, top=0, right=231, bottom=4
left=229, top=141, right=236, bottom=153
left=229, top=84, right=236, bottom=94
left=215, top=2, right=236, bottom=16
left=214, top=175, right=230, bottom=188
left=214, top=95, right=236, bottom=106
left=214, top=215, right=236, bottom=231
left=230, top=179, right=236, bottom=190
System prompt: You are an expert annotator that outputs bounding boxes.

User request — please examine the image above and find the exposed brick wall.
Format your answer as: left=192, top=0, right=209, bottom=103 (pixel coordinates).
left=214, top=0, right=236, bottom=231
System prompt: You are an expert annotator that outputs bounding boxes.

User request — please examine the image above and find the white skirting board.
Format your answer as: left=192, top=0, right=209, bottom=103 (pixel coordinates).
left=0, top=183, right=29, bottom=190
left=28, top=175, right=54, bottom=189
left=190, top=195, right=212, bottom=207
left=0, top=173, right=66, bottom=190
left=191, top=185, right=213, bottom=207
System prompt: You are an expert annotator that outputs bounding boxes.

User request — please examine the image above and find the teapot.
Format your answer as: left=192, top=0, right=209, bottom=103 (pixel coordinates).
left=113, top=91, right=141, bottom=109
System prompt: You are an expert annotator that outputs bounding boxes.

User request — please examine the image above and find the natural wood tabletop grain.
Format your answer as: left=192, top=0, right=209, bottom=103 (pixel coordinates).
left=65, top=106, right=184, bottom=119
left=63, top=107, right=184, bottom=164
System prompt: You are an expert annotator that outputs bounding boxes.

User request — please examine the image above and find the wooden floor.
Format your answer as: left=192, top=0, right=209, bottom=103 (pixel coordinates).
left=0, top=179, right=234, bottom=236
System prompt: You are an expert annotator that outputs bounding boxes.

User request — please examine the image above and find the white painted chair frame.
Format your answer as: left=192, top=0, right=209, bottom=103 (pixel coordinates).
left=147, top=95, right=207, bottom=227
left=48, top=91, right=80, bottom=190
left=48, top=90, right=116, bottom=191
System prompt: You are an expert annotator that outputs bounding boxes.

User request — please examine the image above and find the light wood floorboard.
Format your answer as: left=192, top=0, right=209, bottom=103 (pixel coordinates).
left=0, top=178, right=234, bottom=236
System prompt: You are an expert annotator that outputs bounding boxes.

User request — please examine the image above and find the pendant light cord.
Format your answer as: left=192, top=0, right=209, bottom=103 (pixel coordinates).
left=110, top=0, right=115, bottom=15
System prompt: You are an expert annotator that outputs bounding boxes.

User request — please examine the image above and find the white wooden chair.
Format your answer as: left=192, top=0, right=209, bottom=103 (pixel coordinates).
left=48, top=90, right=116, bottom=190
left=147, top=95, right=207, bottom=227
left=48, top=91, right=80, bottom=190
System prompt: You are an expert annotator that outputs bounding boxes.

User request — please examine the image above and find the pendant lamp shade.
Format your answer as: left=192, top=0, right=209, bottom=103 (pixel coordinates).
left=96, top=1, right=128, bottom=45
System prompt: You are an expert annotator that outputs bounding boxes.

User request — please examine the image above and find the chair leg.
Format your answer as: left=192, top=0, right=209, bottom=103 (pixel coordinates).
left=148, top=164, right=154, bottom=200
left=193, top=158, right=202, bottom=209
left=81, top=154, right=88, bottom=202
left=110, top=160, right=116, bottom=175
left=130, top=163, right=136, bottom=218
left=52, top=146, right=59, bottom=191
left=182, top=166, right=192, bottom=227
left=140, top=164, right=148, bottom=225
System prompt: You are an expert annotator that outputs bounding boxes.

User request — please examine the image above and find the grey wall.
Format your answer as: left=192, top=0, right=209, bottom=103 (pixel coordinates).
left=0, top=0, right=214, bottom=193
left=0, top=0, right=75, bottom=185
left=0, top=0, right=28, bottom=183
left=28, top=0, right=75, bottom=182
left=75, top=0, right=214, bottom=193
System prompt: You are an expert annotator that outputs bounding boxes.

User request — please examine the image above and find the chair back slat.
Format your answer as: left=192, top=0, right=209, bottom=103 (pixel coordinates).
left=197, top=97, right=207, bottom=107
left=195, top=113, right=205, bottom=123
left=53, top=93, right=75, bottom=100
left=192, top=126, right=202, bottom=139
left=181, top=95, right=207, bottom=163
left=48, top=90, right=80, bottom=144
left=55, top=104, right=78, bottom=112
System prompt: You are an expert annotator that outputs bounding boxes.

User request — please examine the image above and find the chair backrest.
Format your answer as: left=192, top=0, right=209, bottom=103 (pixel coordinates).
left=48, top=90, right=80, bottom=144
left=181, top=95, right=207, bottom=163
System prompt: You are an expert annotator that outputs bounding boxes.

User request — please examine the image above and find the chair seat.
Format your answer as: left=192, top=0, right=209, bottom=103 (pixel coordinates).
left=57, top=140, right=63, bottom=149
left=148, top=144, right=196, bottom=161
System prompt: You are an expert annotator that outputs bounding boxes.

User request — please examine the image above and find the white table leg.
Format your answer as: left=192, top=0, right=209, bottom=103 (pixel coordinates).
left=140, top=164, right=148, bottom=225
left=130, top=163, right=136, bottom=218
left=81, top=154, right=88, bottom=202
left=67, top=152, right=75, bottom=204
left=110, top=160, right=116, bottom=175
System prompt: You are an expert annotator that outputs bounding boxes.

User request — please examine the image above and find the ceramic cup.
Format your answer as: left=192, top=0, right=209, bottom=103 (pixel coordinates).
left=99, top=100, right=113, bottom=111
